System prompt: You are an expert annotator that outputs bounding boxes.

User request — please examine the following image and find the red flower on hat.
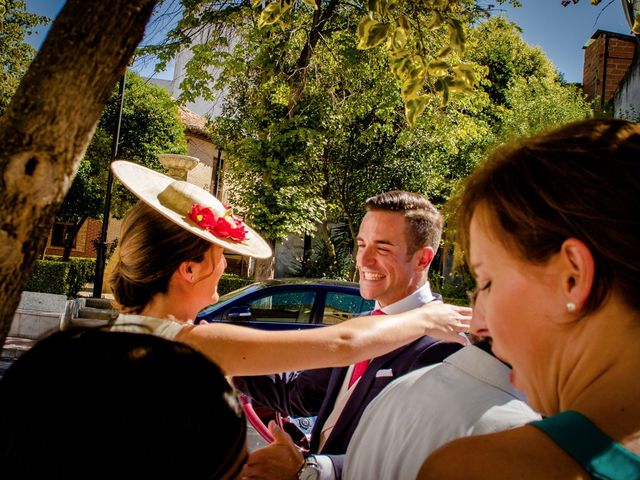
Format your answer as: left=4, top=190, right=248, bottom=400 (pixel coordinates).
left=188, top=204, right=248, bottom=242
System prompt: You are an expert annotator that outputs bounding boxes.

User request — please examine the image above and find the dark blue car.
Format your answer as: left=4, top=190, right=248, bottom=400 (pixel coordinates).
left=197, top=278, right=375, bottom=330
left=197, top=279, right=375, bottom=445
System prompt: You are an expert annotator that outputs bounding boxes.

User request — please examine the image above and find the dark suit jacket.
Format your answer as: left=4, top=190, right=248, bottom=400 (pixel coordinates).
left=234, top=335, right=461, bottom=475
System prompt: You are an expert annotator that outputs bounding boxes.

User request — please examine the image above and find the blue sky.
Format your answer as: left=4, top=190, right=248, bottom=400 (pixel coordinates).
left=25, top=0, right=632, bottom=84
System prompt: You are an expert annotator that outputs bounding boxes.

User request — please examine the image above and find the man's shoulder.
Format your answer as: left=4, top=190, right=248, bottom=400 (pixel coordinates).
left=410, top=334, right=463, bottom=354
left=376, top=335, right=461, bottom=376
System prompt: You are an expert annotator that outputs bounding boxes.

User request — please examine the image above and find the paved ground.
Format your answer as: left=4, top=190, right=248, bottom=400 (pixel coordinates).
left=247, top=424, right=269, bottom=451
left=1, top=336, right=35, bottom=361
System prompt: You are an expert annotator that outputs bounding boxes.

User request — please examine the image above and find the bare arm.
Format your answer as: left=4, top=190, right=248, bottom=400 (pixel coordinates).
left=176, top=301, right=471, bottom=375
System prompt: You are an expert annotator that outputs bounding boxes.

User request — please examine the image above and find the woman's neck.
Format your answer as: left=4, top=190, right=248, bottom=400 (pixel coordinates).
left=139, top=290, right=199, bottom=323
left=555, top=299, right=640, bottom=444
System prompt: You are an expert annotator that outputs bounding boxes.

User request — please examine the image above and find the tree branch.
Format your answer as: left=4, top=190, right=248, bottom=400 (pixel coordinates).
left=287, top=0, right=341, bottom=115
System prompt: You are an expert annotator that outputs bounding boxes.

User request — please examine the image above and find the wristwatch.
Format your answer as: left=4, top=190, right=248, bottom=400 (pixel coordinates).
left=297, top=455, right=321, bottom=480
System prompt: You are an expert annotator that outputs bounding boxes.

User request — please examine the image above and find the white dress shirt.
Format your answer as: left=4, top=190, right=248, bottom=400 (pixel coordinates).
left=343, top=345, right=541, bottom=480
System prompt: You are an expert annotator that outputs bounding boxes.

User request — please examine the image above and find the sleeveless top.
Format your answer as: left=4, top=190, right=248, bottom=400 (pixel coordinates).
left=110, top=314, right=185, bottom=341
left=531, top=410, right=640, bottom=480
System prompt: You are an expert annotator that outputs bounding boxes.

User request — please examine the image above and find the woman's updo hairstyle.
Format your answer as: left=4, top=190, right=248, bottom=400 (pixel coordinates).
left=110, top=202, right=213, bottom=313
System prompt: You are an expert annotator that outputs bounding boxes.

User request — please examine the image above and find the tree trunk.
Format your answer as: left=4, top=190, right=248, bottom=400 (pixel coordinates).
left=0, top=0, right=157, bottom=348
left=254, top=239, right=276, bottom=280
left=61, top=216, right=88, bottom=261
left=344, top=210, right=359, bottom=282
left=319, top=221, right=337, bottom=264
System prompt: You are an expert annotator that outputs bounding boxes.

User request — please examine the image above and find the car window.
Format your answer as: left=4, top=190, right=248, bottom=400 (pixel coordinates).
left=224, top=291, right=316, bottom=323
left=322, top=292, right=375, bottom=325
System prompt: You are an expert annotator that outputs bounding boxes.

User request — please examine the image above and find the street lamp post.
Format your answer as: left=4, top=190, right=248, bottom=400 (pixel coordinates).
left=93, top=73, right=126, bottom=298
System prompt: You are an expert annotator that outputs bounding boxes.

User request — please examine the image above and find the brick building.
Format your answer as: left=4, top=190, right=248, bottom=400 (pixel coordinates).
left=44, top=218, right=102, bottom=259
left=582, top=30, right=636, bottom=111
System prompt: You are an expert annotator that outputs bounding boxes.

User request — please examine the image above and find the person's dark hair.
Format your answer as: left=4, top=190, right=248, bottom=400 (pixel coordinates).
left=457, top=118, right=640, bottom=315
left=365, top=190, right=443, bottom=255
left=0, top=328, right=247, bottom=480
left=110, top=202, right=213, bottom=313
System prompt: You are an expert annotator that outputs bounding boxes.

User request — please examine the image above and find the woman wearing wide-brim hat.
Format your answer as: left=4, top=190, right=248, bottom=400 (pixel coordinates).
left=108, top=161, right=470, bottom=376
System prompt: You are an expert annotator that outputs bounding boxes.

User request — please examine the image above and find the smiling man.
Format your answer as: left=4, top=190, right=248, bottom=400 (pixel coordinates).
left=234, top=191, right=463, bottom=480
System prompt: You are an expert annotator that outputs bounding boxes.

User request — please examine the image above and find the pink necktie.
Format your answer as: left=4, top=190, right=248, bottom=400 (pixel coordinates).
left=348, top=308, right=385, bottom=388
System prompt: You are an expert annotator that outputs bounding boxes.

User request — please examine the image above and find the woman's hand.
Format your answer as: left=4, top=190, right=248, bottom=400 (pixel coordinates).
left=414, top=301, right=472, bottom=345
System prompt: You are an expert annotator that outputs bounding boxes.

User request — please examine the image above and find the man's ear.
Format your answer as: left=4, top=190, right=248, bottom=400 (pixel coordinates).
left=559, top=238, right=595, bottom=313
left=415, top=246, right=435, bottom=272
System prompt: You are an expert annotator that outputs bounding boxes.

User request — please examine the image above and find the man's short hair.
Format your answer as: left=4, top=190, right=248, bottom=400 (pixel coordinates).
left=365, top=190, right=442, bottom=255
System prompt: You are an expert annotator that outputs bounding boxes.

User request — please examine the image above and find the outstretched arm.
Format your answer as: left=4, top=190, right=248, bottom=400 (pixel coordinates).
left=177, top=301, right=471, bottom=376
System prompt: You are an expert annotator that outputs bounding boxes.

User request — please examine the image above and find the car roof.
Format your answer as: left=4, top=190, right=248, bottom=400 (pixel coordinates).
left=250, top=278, right=360, bottom=288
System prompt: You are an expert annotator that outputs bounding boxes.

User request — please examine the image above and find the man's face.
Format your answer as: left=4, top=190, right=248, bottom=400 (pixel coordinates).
left=356, top=210, right=429, bottom=307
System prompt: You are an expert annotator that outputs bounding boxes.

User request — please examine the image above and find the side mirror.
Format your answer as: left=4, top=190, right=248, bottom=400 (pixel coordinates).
left=227, top=305, right=252, bottom=321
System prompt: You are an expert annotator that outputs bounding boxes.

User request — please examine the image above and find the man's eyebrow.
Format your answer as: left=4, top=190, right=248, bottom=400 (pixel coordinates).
left=356, top=237, right=397, bottom=247
left=375, top=239, right=395, bottom=246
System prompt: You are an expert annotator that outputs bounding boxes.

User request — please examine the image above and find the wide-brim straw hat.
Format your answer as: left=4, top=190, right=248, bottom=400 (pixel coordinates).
left=111, top=160, right=272, bottom=259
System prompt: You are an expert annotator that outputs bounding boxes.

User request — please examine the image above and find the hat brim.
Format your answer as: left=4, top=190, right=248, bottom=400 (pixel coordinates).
left=111, top=161, right=272, bottom=259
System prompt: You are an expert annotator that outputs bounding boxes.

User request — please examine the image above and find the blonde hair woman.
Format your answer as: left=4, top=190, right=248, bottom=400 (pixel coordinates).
left=109, top=161, right=470, bottom=376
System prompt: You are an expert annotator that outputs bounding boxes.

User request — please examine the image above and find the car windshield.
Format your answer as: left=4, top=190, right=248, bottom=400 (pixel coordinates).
left=199, top=284, right=264, bottom=316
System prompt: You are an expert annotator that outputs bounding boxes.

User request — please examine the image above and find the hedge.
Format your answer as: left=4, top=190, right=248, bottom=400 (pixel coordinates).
left=217, top=273, right=254, bottom=296
left=66, top=258, right=96, bottom=298
left=26, top=261, right=249, bottom=299
left=24, top=261, right=69, bottom=295
left=26, top=258, right=96, bottom=298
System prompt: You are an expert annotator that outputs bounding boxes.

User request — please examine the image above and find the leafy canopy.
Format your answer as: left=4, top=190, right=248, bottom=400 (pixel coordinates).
left=143, top=0, right=521, bottom=126
left=0, top=0, right=49, bottom=113
left=209, top=9, right=590, bottom=256
left=57, top=71, right=187, bottom=224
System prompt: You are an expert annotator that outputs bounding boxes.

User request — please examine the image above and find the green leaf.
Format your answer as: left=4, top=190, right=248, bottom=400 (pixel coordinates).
left=357, top=18, right=391, bottom=50
left=633, top=12, right=640, bottom=35
left=389, top=48, right=412, bottom=78
left=258, top=3, right=283, bottom=29
left=401, top=75, right=424, bottom=101
left=448, top=18, right=465, bottom=54
left=404, top=96, right=429, bottom=127
left=252, top=0, right=263, bottom=7
left=426, top=11, right=444, bottom=31
left=392, top=24, right=408, bottom=49
left=434, top=77, right=450, bottom=106
left=437, top=46, right=452, bottom=58
left=398, top=14, right=410, bottom=31
left=357, top=16, right=375, bottom=46
left=427, top=60, right=450, bottom=75
left=452, top=64, right=475, bottom=87
left=300, top=0, right=319, bottom=9
left=382, top=0, right=400, bottom=15
left=447, top=79, right=473, bottom=93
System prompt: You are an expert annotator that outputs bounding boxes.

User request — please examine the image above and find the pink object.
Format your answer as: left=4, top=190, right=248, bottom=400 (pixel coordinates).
left=348, top=308, right=384, bottom=387
left=240, top=394, right=275, bottom=443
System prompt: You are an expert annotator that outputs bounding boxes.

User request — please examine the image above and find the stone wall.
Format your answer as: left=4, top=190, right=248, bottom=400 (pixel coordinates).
left=613, top=55, right=640, bottom=119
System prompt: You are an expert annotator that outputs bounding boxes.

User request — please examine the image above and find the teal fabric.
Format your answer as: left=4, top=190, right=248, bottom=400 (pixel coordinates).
left=531, top=411, right=640, bottom=480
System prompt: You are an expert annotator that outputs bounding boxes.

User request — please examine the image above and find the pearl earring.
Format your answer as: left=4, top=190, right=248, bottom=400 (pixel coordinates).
left=566, top=302, right=576, bottom=313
